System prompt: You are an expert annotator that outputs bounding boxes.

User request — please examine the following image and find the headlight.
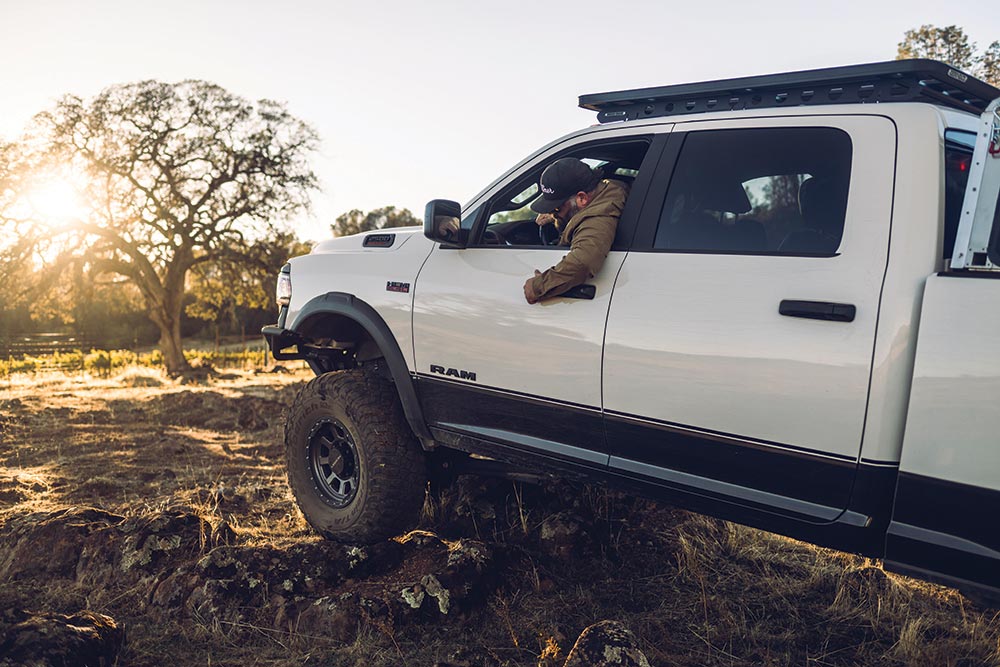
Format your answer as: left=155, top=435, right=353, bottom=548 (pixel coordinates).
left=276, top=263, right=292, bottom=307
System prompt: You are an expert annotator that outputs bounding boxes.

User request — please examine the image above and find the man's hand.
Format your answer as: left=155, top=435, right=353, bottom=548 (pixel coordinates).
left=435, top=215, right=460, bottom=237
left=535, top=213, right=557, bottom=227
left=523, top=269, right=542, bottom=304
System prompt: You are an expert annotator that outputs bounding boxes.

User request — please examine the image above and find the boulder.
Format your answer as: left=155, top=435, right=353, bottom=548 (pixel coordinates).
left=0, top=609, right=123, bottom=667
left=0, top=508, right=122, bottom=581
left=562, top=621, right=650, bottom=667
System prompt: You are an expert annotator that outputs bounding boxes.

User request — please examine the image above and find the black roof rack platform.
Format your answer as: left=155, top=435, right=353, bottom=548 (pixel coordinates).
left=580, top=59, right=1000, bottom=123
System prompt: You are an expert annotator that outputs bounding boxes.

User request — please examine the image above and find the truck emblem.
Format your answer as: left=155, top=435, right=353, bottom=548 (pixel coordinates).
left=430, top=364, right=477, bottom=381
left=386, top=281, right=410, bottom=293
left=364, top=233, right=395, bottom=248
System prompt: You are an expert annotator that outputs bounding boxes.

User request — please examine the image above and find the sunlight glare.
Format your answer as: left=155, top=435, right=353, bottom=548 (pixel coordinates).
left=24, top=178, right=87, bottom=228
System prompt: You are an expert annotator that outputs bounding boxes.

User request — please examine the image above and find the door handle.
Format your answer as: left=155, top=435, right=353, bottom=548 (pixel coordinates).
left=562, top=284, right=596, bottom=300
left=779, top=299, right=856, bottom=322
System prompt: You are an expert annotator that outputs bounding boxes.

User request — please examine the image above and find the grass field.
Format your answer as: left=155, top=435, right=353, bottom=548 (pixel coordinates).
left=0, top=366, right=998, bottom=666
left=0, top=341, right=287, bottom=377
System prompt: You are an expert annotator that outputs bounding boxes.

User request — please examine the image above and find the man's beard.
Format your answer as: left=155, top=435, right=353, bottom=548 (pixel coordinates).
left=558, top=199, right=581, bottom=224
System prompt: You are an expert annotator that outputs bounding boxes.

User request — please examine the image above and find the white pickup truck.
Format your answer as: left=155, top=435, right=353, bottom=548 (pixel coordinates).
left=263, top=59, right=1000, bottom=604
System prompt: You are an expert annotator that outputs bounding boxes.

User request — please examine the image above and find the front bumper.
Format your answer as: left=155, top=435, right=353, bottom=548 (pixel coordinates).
left=261, top=324, right=305, bottom=361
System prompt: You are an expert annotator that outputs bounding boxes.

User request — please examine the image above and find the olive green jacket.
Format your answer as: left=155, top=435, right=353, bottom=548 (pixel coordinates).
left=530, top=179, right=629, bottom=300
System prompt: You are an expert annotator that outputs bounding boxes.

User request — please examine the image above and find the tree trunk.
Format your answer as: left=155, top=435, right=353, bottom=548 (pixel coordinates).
left=150, top=291, right=191, bottom=376
left=158, top=317, right=189, bottom=376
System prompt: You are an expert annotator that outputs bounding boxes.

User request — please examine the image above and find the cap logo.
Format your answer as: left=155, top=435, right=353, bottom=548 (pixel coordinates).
left=541, top=185, right=555, bottom=195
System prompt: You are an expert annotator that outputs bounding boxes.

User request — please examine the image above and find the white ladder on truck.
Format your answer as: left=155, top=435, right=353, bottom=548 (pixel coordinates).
left=951, top=97, right=1000, bottom=270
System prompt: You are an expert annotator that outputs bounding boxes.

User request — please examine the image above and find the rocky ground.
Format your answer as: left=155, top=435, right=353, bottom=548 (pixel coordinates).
left=0, top=368, right=998, bottom=667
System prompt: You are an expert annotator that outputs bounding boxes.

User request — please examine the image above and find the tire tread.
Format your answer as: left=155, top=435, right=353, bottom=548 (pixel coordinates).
left=284, top=369, right=426, bottom=543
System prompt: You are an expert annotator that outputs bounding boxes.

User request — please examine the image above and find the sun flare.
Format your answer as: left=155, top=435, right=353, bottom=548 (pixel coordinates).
left=23, top=177, right=87, bottom=228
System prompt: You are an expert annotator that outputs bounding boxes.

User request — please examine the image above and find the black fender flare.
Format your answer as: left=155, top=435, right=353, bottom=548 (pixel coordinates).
left=290, top=292, right=434, bottom=448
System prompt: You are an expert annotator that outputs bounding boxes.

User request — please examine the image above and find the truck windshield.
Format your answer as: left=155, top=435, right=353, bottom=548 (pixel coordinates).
left=944, top=129, right=976, bottom=260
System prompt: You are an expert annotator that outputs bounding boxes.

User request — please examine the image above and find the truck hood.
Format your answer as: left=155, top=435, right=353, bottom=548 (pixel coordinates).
left=310, top=226, right=421, bottom=254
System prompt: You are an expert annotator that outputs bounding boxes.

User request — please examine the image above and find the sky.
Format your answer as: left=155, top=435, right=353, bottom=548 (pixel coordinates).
left=1, top=0, right=998, bottom=241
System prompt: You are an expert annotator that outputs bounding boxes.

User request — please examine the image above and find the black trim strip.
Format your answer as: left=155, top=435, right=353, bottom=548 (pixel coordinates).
left=610, top=455, right=847, bottom=522
left=937, top=269, right=1000, bottom=280
left=886, top=472, right=1000, bottom=592
left=414, top=373, right=602, bottom=413
left=436, top=423, right=607, bottom=465
left=414, top=376, right=607, bottom=459
left=605, top=411, right=857, bottom=514
left=605, top=409, right=856, bottom=463
left=860, top=458, right=900, bottom=467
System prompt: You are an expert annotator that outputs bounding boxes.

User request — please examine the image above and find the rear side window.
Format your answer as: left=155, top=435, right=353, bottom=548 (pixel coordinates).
left=653, top=128, right=853, bottom=255
left=943, top=129, right=975, bottom=260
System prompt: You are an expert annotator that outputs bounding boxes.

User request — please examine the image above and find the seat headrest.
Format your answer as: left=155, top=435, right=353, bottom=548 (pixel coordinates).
left=798, top=177, right=848, bottom=234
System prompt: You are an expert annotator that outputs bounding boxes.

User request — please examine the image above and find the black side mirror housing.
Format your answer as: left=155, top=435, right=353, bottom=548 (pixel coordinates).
left=424, top=199, right=467, bottom=247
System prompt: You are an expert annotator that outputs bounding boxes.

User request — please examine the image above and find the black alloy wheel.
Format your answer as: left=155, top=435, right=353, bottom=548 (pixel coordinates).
left=308, top=418, right=360, bottom=508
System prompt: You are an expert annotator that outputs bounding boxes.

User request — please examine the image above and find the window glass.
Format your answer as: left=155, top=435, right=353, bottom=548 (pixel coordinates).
left=460, top=205, right=481, bottom=231
left=943, top=129, right=975, bottom=260
left=653, top=128, right=853, bottom=254
left=473, top=140, right=649, bottom=247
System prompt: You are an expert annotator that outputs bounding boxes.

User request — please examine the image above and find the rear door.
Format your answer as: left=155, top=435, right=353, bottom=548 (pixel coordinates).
left=602, top=116, right=897, bottom=522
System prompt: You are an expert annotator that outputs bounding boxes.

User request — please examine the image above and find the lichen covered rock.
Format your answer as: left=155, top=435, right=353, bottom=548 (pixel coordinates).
left=563, top=621, right=650, bottom=667
left=0, top=608, right=123, bottom=667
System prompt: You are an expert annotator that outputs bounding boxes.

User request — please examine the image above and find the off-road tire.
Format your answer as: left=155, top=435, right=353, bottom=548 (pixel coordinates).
left=284, top=369, right=427, bottom=543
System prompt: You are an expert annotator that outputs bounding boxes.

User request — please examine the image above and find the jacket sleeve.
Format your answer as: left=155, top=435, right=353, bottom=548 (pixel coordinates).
left=529, top=214, right=617, bottom=300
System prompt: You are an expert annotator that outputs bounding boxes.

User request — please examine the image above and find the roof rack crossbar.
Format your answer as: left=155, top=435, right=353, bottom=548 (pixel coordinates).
left=580, top=59, right=1000, bottom=123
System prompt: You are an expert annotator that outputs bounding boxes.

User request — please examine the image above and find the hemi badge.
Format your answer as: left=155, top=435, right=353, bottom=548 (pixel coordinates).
left=364, top=233, right=395, bottom=248
left=386, top=281, right=410, bottom=293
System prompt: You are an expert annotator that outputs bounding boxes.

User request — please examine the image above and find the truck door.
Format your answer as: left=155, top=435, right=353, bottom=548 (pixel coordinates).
left=412, top=133, right=667, bottom=467
left=602, top=116, right=897, bottom=524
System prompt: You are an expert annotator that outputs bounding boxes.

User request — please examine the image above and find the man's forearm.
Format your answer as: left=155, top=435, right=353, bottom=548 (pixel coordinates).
left=529, top=254, right=590, bottom=300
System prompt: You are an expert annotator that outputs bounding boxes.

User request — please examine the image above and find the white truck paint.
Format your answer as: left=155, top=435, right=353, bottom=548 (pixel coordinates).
left=265, top=60, right=1000, bottom=603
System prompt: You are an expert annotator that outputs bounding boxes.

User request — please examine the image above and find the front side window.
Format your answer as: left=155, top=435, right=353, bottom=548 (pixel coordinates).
left=472, top=140, right=650, bottom=247
left=653, top=127, right=853, bottom=255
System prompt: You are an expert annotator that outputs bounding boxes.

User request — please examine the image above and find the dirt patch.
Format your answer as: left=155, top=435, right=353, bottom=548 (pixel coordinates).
left=0, top=369, right=997, bottom=667
left=148, top=387, right=292, bottom=432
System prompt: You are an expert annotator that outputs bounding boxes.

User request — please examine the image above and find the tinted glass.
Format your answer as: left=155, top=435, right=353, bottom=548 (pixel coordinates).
left=943, top=129, right=975, bottom=260
left=653, top=128, right=853, bottom=255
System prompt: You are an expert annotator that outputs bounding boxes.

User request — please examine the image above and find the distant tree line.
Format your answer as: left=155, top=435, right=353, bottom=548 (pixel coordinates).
left=897, top=25, right=1000, bottom=85
left=332, top=206, right=420, bottom=237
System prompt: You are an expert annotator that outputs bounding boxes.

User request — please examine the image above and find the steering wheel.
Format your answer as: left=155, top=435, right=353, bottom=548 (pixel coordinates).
left=538, top=222, right=560, bottom=246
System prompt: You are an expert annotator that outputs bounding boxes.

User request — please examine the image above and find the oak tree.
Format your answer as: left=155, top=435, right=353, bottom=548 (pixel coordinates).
left=8, top=80, right=319, bottom=374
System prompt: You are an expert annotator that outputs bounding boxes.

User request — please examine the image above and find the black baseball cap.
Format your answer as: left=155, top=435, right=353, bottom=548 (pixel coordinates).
left=530, top=158, right=600, bottom=214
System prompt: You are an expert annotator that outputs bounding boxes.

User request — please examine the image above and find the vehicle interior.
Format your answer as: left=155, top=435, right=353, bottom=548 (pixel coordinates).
left=474, top=140, right=649, bottom=247
left=654, top=128, right=853, bottom=255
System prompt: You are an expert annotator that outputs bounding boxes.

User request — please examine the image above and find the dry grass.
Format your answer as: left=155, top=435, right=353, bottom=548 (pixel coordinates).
left=1, top=368, right=998, bottom=666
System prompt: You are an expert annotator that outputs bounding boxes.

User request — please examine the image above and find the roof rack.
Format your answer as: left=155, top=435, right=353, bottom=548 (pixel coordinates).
left=579, top=59, right=1000, bottom=123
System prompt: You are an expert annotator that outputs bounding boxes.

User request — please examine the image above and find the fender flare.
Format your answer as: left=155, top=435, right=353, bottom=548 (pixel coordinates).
left=290, top=292, right=434, bottom=447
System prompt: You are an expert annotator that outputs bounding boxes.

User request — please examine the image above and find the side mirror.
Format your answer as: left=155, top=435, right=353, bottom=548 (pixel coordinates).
left=424, top=199, right=467, bottom=248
